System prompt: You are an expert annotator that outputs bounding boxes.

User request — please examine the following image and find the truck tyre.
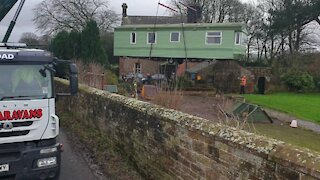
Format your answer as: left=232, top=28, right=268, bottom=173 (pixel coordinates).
left=51, top=168, right=60, bottom=180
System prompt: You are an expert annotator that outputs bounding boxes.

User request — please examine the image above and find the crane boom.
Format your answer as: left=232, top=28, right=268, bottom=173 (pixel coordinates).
left=2, top=0, right=26, bottom=43
left=0, top=0, right=18, bottom=22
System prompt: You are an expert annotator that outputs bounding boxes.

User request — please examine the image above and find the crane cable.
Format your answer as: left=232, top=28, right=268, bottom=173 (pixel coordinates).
left=149, top=0, right=161, bottom=59
left=178, top=4, right=188, bottom=66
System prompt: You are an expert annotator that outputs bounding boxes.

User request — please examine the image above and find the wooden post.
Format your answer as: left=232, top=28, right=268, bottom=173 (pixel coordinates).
left=101, top=73, right=104, bottom=90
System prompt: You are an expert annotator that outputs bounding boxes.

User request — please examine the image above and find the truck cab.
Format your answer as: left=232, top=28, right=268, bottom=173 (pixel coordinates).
left=0, top=43, right=77, bottom=180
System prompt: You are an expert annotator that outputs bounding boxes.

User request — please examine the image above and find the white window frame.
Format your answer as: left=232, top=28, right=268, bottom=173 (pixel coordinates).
left=147, top=32, right=157, bottom=44
left=170, top=32, right=180, bottom=42
left=135, top=63, right=141, bottom=73
left=235, top=32, right=241, bottom=45
left=130, top=32, right=137, bottom=44
left=241, top=33, right=248, bottom=46
left=205, top=31, right=222, bottom=45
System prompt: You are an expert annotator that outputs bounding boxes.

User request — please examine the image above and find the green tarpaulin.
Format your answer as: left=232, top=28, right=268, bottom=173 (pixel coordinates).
left=230, top=102, right=273, bottom=123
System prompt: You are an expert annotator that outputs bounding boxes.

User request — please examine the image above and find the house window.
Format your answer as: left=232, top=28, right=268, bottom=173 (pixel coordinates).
left=135, top=63, right=141, bottom=73
left=130, top=32, right=136, bottom=44
left=170, top=32, right=180, bottom=42
left=241, top=33, right=248, bottom=46
left=206, top=31, right=222, bottom=45
left=235, top=32, right=241, bottom=45
left=147, top=32, right=156, bottom=44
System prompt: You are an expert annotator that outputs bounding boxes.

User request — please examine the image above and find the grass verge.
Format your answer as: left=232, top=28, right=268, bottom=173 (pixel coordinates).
left=243, top=93, right=320, bottom=123
left=247, top=123, right=320, bottom=152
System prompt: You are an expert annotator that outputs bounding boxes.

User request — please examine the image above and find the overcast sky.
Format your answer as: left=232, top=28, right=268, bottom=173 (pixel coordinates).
left=0, top=0, right=256, bottom=42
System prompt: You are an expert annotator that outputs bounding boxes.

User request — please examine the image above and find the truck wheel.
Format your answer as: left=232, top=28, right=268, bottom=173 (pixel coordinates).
left=51, top=169, right=60, bottom=180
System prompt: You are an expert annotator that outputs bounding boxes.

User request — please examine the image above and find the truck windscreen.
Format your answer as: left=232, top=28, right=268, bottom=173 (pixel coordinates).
left=0, top=65, right=53, bottom=100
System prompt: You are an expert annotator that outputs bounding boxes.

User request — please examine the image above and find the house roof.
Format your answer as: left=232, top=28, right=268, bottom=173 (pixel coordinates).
left=122, top=16, right=187, bottom=25
left=116, top=22, right=247, bottom=31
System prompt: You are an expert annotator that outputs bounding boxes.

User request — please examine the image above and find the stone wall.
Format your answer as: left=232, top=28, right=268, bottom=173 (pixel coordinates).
left=247, top=67, right=272, bottom=79
left=56, top=78, right=320, bottom=180
left=247, top=67, right=272, bottom=93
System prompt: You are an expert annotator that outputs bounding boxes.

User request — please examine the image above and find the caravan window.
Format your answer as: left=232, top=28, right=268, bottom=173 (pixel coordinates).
left=130, top=32, right=136, bottom=44
left=235, top=32, right=241, bottom=45
left=170, top=32, right=180, bottom=42
left=206, top=32, right=222, bottom=45
left=147, top=32, right=156, bottom=44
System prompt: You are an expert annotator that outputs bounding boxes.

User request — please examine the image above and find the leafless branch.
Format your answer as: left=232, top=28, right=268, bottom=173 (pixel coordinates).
left=33, top=0, right=119, bottom=34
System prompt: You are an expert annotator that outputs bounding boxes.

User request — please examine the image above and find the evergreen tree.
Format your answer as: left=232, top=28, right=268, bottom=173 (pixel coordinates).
left=50, top=31, right=72, bottom=59
left=269, top=0, right=320, bottom=53
left=81, top=20, right=109, bottom=66
left=101, top=32, right=117, bottom=64
left=69, top=31, right=81, bottom=59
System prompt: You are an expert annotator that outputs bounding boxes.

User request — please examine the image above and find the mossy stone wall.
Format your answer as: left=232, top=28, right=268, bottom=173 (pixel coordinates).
left=55, top=78, right=320, bottom=179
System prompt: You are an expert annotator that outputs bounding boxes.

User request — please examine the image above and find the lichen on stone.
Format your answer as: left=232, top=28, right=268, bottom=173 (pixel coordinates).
left=55, top=78, right=320, bottom=178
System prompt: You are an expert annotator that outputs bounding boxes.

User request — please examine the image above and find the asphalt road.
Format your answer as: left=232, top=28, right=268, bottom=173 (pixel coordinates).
left=59, top=130, right=98, bottom=180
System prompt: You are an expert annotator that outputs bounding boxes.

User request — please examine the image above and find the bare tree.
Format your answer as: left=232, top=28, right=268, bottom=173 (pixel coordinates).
left=19, top=32, right=40, bottom=45
left=171, top=0, right=248, bottom=23
left=172, top=0, right=320, bottom=62
left=33, top=0, right=119, bottom=34
left=242, top=3, right=264, bottom=61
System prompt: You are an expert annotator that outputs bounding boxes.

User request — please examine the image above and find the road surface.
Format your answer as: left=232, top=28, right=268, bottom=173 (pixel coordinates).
left=59, top=129, right=98, bottom=180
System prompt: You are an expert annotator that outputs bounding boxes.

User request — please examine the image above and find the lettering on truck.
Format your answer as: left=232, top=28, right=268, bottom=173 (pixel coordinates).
left=0, top=54, right=14, bottom=60
left=0, top=109, right=43, bottom=121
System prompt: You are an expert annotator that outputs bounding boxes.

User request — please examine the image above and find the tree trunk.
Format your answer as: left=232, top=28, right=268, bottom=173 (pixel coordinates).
left=264, top=44, right=268, bottom=61
left=270, top=36, right=275, bottom=60
left=294, top=27, right=302, bottom=52
left=288, top=31, right=293, bottom=55
left=247, top=42, right=250, bottom=60
left=259, top=42, right=265, bottom=62
left=281, top=33, right=285, bottom=56
left=218, top=6, right=225, bottom=23
left=257, top=39, right=260, bottom=61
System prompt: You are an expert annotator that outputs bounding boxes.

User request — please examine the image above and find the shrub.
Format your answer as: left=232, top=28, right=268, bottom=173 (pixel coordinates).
left=117, top=82, right=134, bottom=96
left=151, top=90, right=183, bottom=110
left=105, top=70, right=119, bottom=85
left=176, top=76, right=193, bottom=90
left=317, top=81, right=320, bottom=92
left=280, top=70, right=315, bottom=92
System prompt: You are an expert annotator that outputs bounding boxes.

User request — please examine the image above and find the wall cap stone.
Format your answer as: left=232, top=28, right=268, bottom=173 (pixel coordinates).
left=55, top=78, right=320, bottom=177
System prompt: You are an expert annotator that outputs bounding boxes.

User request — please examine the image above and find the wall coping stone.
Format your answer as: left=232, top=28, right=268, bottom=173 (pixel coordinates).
left=56, top=78, right=320, bottom=177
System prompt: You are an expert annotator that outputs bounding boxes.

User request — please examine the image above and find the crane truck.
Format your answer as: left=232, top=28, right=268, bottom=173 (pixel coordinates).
left=0, top=0, right=78, bottom=179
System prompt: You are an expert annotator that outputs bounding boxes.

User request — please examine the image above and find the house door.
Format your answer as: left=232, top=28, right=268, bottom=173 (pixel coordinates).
left=160, top=64, right=176, bottom=79
left=257, top=77, right=266, bottom=94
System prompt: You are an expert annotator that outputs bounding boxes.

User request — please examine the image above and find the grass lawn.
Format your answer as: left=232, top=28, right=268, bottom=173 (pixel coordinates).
left=243, top=93, right=320, bottom=123
left=247, top=123, right=320, bottom=152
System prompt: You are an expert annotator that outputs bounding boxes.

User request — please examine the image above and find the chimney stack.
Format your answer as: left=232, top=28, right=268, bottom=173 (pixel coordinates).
left=122, top=3, right=128, bottom=18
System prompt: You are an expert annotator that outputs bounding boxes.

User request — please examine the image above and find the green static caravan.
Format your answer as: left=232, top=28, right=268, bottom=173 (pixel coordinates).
left=114, top=23, right=248, bottom=60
